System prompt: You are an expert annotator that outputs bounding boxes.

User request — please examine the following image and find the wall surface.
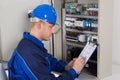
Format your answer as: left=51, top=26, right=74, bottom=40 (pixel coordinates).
left=0, top=0, right=51, bottom=61
left=112, top=0, right=120, bottom=65
left=53, top=0, right=63, bottom=60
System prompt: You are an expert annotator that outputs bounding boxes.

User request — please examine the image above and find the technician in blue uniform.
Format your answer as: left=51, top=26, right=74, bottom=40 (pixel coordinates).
left=8, top=4, right=85, bottom=80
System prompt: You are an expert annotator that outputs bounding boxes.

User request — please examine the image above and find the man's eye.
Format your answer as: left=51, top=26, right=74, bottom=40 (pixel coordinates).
left=49, top=26, right=53, bottom=28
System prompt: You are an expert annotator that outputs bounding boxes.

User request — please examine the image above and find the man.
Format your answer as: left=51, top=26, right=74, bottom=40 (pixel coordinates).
left=8, top=4, right=85, bottom=80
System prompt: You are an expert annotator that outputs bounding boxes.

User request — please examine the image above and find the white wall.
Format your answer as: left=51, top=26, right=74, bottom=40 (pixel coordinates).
left=112, top=0, right=120, bottom=65
left=0, top=0, right=51, bottom=61
left=53, top=0, right=63, bottom=60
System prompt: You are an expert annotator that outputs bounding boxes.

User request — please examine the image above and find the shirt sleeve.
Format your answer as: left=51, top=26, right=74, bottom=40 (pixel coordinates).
left=47, top=54, right=77, bottom=79
left=47, top=54, right=66, bottom=72
left=17, top=51, right=77, bottom=80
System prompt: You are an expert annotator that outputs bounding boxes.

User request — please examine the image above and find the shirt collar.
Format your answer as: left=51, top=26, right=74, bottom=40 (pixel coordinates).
left=23, top=32, right=45, bottom=49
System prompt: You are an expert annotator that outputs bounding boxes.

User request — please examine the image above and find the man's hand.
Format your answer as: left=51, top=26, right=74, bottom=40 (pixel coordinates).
left=72, top=56, right=85, bottom=73
left=65, top=59, right=75, bottom=71
left=65, top=56, right=85, bottom=74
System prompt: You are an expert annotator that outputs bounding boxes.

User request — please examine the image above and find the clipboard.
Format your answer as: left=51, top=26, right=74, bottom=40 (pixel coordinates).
left=78, top=42, right=98, bottom=64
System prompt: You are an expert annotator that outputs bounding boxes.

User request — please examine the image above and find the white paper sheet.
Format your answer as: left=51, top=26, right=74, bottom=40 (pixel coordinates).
left=79, top=42, right=98, bottom=64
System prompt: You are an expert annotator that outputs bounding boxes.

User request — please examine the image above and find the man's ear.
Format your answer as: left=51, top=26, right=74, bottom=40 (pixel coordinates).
left=36, top=21, right=42, bottom=29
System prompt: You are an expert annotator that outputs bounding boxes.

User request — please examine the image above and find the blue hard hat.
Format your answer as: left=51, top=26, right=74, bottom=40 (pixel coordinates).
left=30, top=4, right=57, bottom=25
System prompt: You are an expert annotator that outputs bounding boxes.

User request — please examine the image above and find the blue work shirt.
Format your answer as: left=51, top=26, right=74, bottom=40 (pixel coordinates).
left=8, top=32, right=77, bottom=80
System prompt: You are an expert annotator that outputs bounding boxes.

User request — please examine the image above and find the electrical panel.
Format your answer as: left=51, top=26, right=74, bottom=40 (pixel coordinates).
left=62, top=0, right=98, bottom=76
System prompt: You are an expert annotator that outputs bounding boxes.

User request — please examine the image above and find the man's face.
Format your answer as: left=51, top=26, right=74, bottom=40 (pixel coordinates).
left=40, top=21, right=54, bottom=41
